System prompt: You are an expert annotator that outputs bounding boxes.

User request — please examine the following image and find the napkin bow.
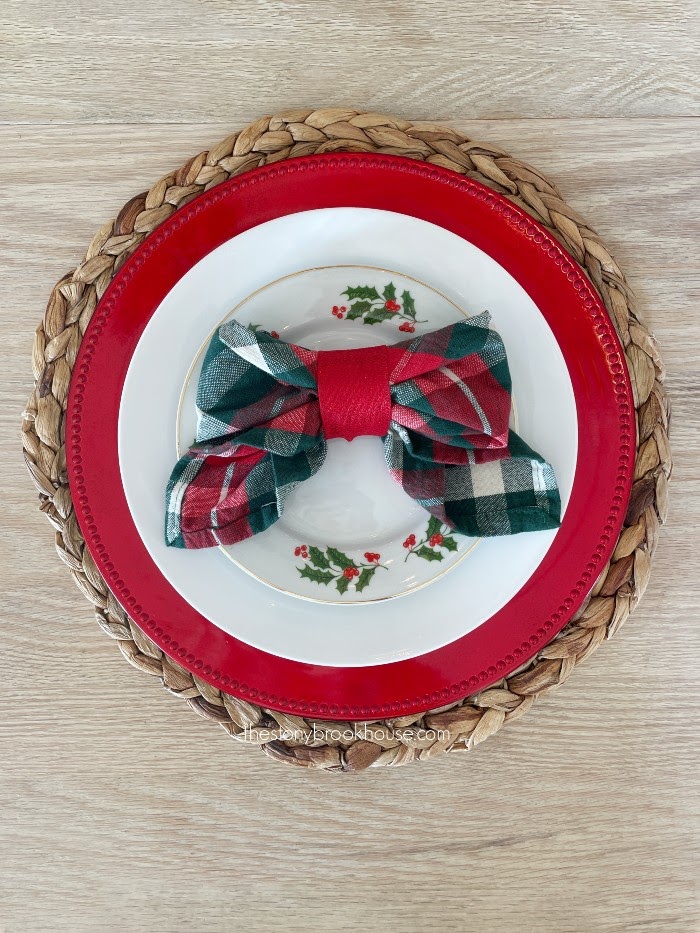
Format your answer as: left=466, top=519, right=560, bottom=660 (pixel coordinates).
left=166, top=314, right=560, bottom=548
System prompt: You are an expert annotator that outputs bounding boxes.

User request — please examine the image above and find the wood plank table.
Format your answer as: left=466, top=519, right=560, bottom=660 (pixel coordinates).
left=1, top=3, right=698, bottom=930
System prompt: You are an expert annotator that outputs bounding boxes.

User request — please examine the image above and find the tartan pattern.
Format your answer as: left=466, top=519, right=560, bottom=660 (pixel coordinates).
left=166, top=314, right=561, bottom=548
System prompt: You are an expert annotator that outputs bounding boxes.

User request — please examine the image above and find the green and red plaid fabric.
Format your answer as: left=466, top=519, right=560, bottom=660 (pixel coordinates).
left=165, top=313, right=560, bottom=548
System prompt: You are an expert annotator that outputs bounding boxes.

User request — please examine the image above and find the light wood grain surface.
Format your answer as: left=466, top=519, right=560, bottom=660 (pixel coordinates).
left=1, top=3, right=699, bottom=931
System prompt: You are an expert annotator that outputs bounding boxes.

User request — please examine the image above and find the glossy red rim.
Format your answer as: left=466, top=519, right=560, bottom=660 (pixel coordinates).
left=67, top=154, right=634, bottom=720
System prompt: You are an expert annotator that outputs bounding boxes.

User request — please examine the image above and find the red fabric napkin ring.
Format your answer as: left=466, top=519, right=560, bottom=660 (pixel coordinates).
left=316, top=345, right=392, bottom=441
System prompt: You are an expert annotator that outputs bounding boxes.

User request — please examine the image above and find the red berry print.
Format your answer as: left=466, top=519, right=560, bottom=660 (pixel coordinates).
left=270, top=330, right=279, bottom=339
left=335, top=283, right=425, bottom=330
left=403, top=534, right=417, bottom=549
left=295, top=544, right=388, bottom=593
left=403, top=519, right=457, bottom=565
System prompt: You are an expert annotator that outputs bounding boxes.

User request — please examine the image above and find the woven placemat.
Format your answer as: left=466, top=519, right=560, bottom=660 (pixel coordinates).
left=22, top=109, right=671, bottom=772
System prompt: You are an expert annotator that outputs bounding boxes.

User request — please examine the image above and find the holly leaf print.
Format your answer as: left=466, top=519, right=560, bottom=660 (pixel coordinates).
left=347, top=300, right=374, bottom=320
left=355, top=567, right=377, bottom=593
left=307, top=545, right=332, bottom=569
left=440, top=535, right=459, bottom=552
left=414, top=545, right=444, bottom=562
left=382, top=282, right=397, bottom=302
left=343, top=285, right=381, bottom=301
left=401, top=290, right=417, bottom=320
left=363, top=308, right=396, bottom=325
left=335, top=574, right=351, bottom=595
left=327, top=547, right=355, bottom=569
left=426, top=515, right=443, bottom=538
left=298, top=565, right=335, bottom=586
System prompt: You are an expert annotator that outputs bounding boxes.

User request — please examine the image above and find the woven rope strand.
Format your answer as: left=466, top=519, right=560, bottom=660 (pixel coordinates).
left=21, top=110, right=671, bottom=771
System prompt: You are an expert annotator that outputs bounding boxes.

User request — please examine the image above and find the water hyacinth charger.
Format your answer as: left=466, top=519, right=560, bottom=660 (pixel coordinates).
left=22, top=110, right=670, bottom=771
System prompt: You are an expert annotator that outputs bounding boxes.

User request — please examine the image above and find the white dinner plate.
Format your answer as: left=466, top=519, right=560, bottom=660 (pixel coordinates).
left=119, top=207, right=577, bottom=666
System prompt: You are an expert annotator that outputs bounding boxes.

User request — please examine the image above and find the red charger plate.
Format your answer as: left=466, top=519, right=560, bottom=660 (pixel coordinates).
left=67, top=154, right=634, bottom=720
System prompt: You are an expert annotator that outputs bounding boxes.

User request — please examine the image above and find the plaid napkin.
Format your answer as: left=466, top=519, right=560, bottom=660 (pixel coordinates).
left=166, top=313, right=560, bottom=548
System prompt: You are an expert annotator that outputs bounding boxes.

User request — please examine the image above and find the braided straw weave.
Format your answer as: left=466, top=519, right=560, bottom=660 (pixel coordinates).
left=22, top=110, right=671, bottom=772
